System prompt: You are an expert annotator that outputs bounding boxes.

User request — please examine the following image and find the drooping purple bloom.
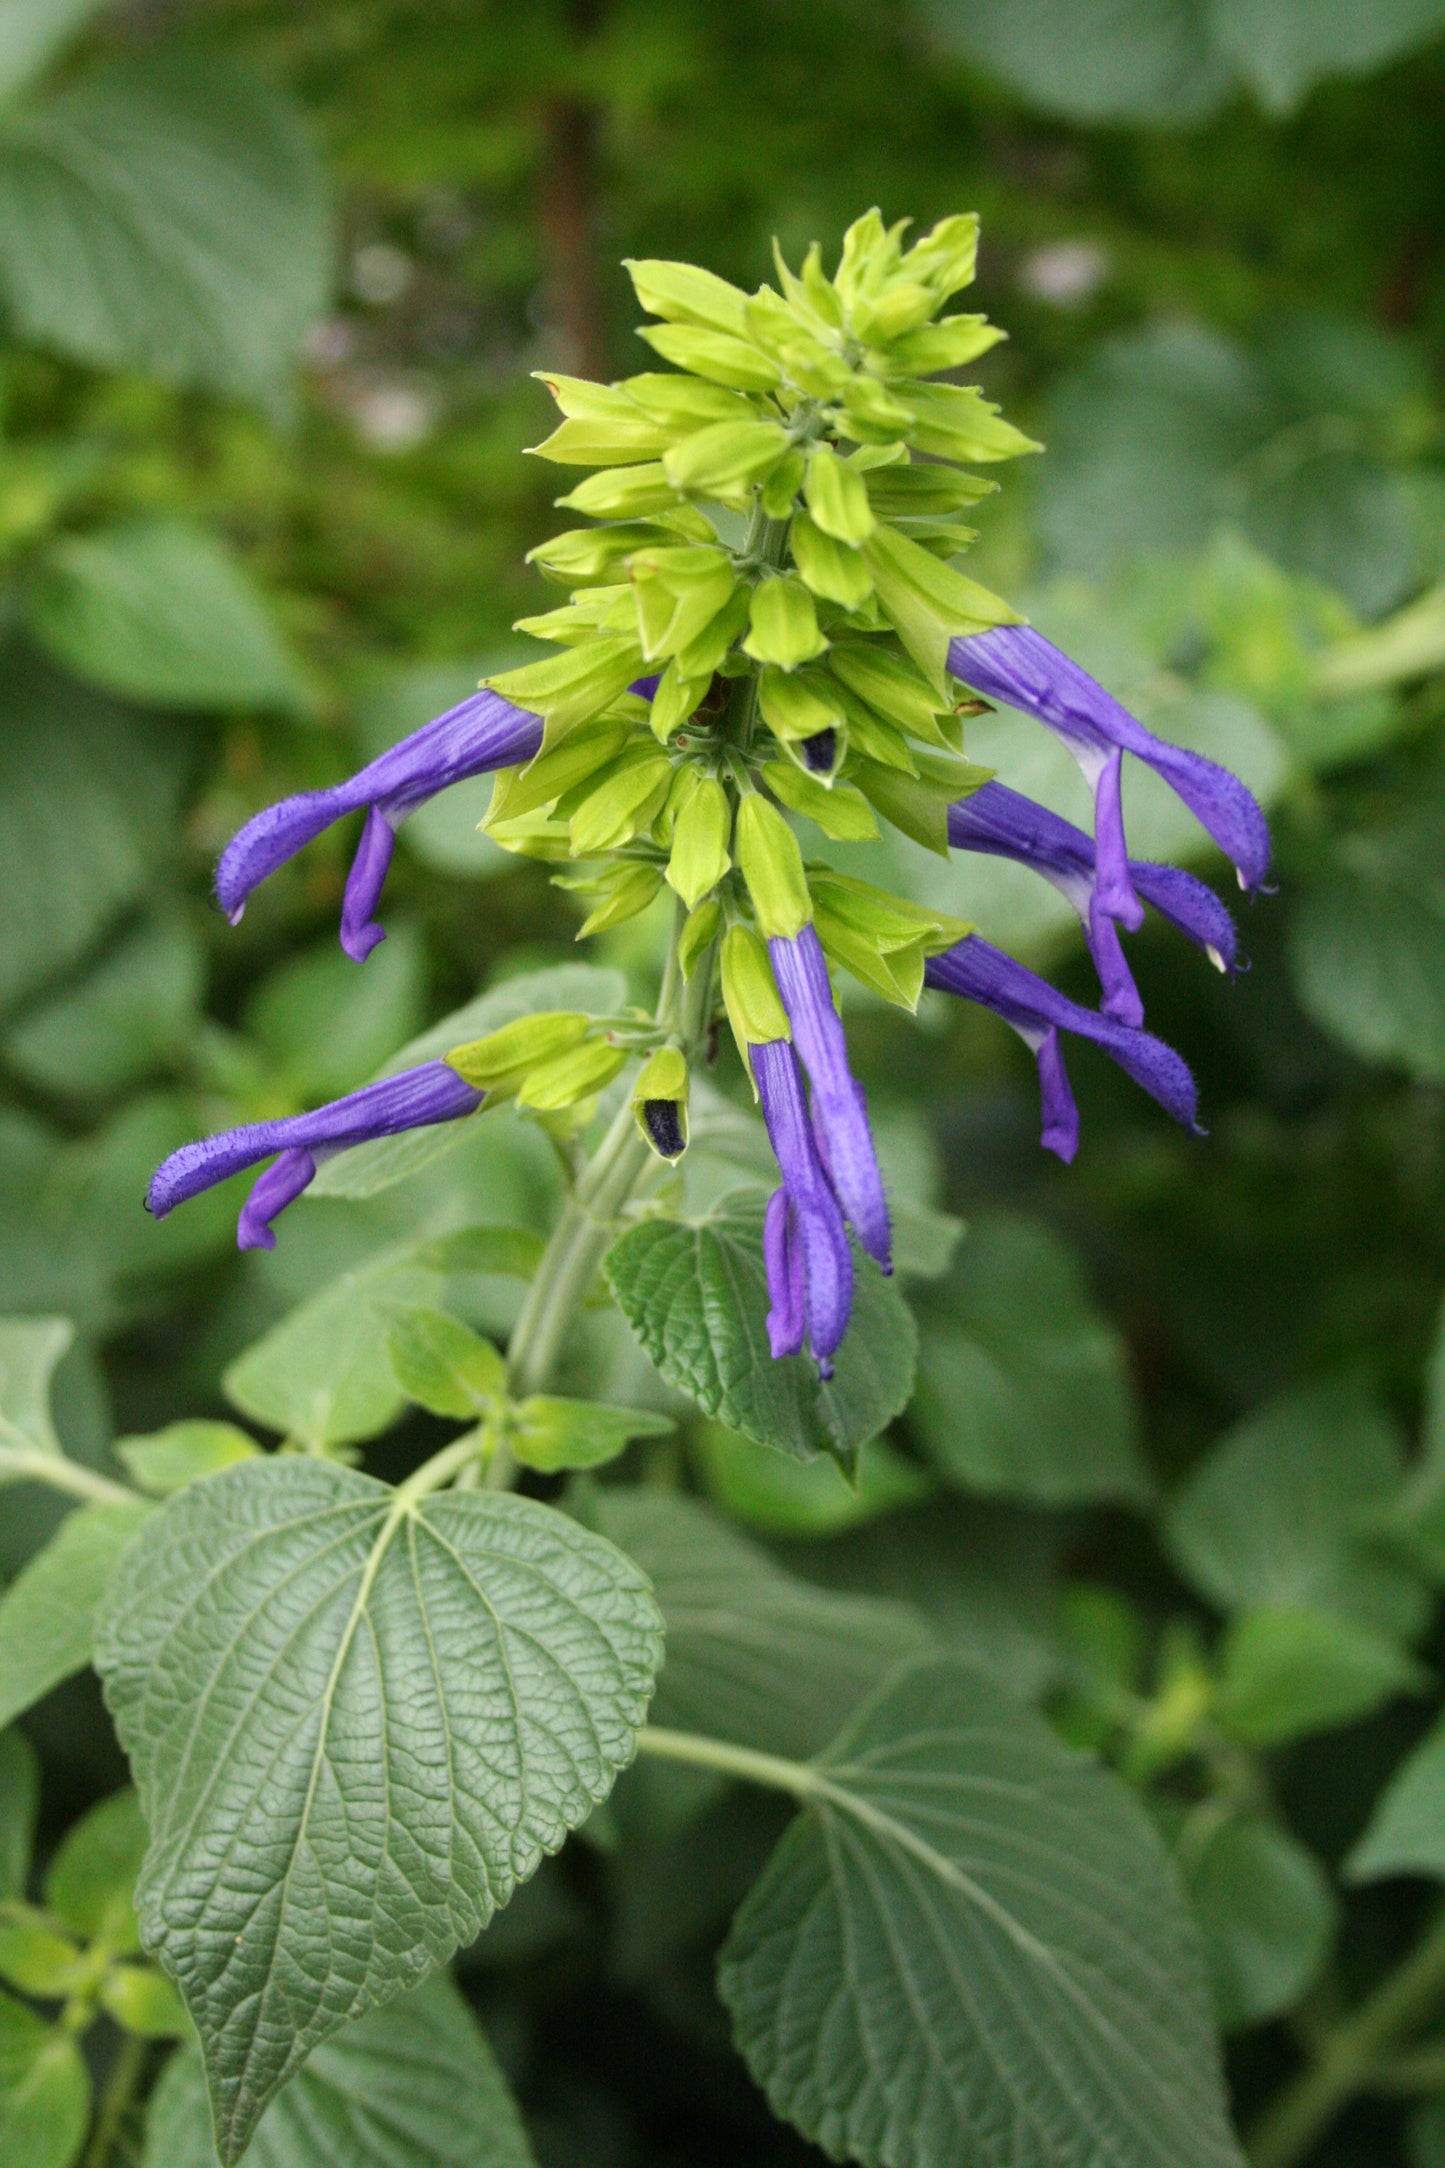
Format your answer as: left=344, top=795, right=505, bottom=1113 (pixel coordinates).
left=146, top=1061, right=483, bottom=1251
left=753, top=1039, right=853, bottom=1375
left=925, top=935, right=1199, bottom=1163
left=948, top=781, right=1239, bottom=1028
left=768, top=924, right=891, bottom=1272
left=948, top=626, right=1271, bottom=941
left=216, top=690, right=545, bottom=962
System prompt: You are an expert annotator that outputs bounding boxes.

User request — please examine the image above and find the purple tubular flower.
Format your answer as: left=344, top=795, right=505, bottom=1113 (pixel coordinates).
left=947, top=781, right=1239, bottom=1028
left=767, top=925, right=891, bottom=1272
left=754, top=1039, right=853, bottom=1375
left=146, top=1061, right=484, bottom=1251
left=215, top=690, right=545, bottom=962
left=947, top=626, right=1271, bottom=929
left=924, top=935, right=1199, bottom=1163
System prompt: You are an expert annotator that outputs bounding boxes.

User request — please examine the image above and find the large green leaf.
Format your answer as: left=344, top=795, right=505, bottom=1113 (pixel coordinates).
left=4, top=913, right=203, bottom=1101
left=605, top=1195, right=917, bottom=1470
left=922, top=0, right=1229, bottom=123
left=1347, top=1713, right=1445, bottom=1883
left=718, top=1658, right=1243, bottom=2168
left=1164, top=1375, right=1427, bottom=1636
left=95, top=1459, right=662, bottom=2163
left=0, top=51, right=330, bottom=398
left=1213, top=1606, right=1428, bottom=1746
left=1183, top=1814, right=1337, bottom=2032
left=1290, top=808, right=1445, bottom=1085
left=142, top=1974, right=536, bottom=2168
left=29, top=519, right=306, bottom=712
left=595, top=1488, right=931, bottom=1760
left=1208, top=0, right=1445, bottom=114
left=0, top=646, right=187, bottom=1017
left=909, top=1214, right=1150, bottom=1506
left=310, top=964, right=627, bottom=1201
left=0, top=1501, right=149, bottom=1731
left=0, top=1314, right=71, bottom=1465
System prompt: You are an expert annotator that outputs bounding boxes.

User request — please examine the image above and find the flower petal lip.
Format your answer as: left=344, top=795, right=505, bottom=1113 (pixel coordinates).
left=146, top=1061, right=484, bottom=1248
left=925, top=934, right=1200, bottom=1150
left=214, top=690, right=545, bottom=961
left=946, top=779, right=1240, bottom=1025
left=767, top=925, right=891, bottom=1272
left=947, top=625, right=1272, bottom=895
left=753, top=1038, right=853, bottom=1373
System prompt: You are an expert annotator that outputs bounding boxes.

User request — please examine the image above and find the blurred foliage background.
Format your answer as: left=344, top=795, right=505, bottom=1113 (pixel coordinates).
left=5, top=1, right=1445, bottom=2163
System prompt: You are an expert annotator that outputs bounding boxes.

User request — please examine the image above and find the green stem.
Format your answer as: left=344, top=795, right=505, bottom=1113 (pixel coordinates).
left=84, top=2032, right=147, bottom=2168
left=636, top=1723, right=819, bottom=1800
left=506, top=906, right=717, bottom=1400
left=0, top=1447, right=137, bottom=1509
left=1249, top=1906, right=1445, bottom=2168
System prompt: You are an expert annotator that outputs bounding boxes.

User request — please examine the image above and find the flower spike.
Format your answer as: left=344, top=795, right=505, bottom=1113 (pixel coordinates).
left=753, top=1038, right=853, bottom=1374
left=925, top=934, right=1199, bottom=1162
left=947, top=781, right=1239, bottom=1028
left=146, top=1061, right=484, bottom=1250
left=947, top=627, right=1271, bottom=935
left=215, top=690, right=545, bottom=961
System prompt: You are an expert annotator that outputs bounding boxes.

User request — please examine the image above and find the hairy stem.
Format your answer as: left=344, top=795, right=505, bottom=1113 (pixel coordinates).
left=1249, top=1906, right=1445, bottom=2168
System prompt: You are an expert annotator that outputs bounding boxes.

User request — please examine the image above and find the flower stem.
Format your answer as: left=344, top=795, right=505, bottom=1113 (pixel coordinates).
left=636, top=1723, right=819, bottom=1801
left=0, top=1447, right=137, bottom=1509
left=1249, top=1905, right=1445, bottom=2168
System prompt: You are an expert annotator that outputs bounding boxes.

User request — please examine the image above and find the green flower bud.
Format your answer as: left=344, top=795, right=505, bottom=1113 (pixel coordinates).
left=637, top=322, right=782, bottom=393
left=555, top=464, right=683, bottom=519
left=772, top=237, right=845, bottom=333
left=803, top=444, right=876, bottom=544
left=851, top=280, right=936, bottom=346
left=884, top=314, right=1005, bottom=378
left=833, top=208, right=896, bottom=306
left=553, top=860, right=665, bottom=939
left=757, top=665, right=845, bottom=744
left=827, top=641, right=954, bottom=745
left=486, top=718, right=632, bottom=828
left=851, top=747, right=993, bottom=856
left=515, top=1038, right=630, bottom=1112
left=743, top=576, right=828, bottom=670
left=484, top=809, right=573, bottom=860
left=678, top=896, right=722, bottom=979
left=674, top=585, right=750, bottom=678
left=621, top=373, right=759, bottom=429
left=760, top=446, right=806, bottom=519
left=527, top=383, right=672, bottom=467
left=896, top=381, right=1042, bottom=465
left=789, top=509, right=873, bottom=610
left=446, top=1012, right=592, bottom=1091
left=899, top=212, right=980, bottom=301
left=663, top=419, right=791, bottom=501
left=624, top=258, right=751, bottom=336
left=735, top=792, right=812, bottom=939
left=630, top=544, right=737, bottom=661
left=861, top=522, right=1016, bottom=691
left=720, top=923, right=790, bottom=1073
left=567, top=745, right=674, bottom=856
left=763, top=760, right=877, bottom=842
left=666, top=774, right=732, bottom=908
left=836, top=376, right=916, bottom=443
left=829, top=683, right=918, bottom=772
left=861, top=463, right=995, bottom=517
left=649, top=657, right=709, bottom=742
left=527, top=523, right=668, bottom=585
left=514, top=588, right=633, bottom=646
left=631, top=1045, right=690, bottom=1159
left=486, top=635, right=646, bottom=743
left=809, top=869, right=971, bottom=1011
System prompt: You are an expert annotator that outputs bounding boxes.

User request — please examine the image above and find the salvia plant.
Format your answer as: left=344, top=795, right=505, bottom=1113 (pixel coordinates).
left=2, top=212, right=1278, bottom=2168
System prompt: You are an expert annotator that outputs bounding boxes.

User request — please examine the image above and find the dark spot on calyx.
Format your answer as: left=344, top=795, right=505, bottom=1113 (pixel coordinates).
left=643, top=1099, right=686, bottom=1159
left=801, top=729, right=837, bottom=774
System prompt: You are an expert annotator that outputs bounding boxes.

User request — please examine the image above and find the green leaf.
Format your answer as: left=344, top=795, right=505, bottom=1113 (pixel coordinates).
left=1290, top=805, right=1445, bottom=1084
left=0, top=1314, right=70, bottom=1463
left=1183, top=1815, right=1337, bottom=2031
left=1347, top=1713, right=1445, bottom=1883
left=142, top=1974, right=537, bottom=2168
left=0, top=1501, right=150, bottom=1731
left=99, top=1963, right=187, bottom=2038
left=0, top=1734, right=37, bottom=1902
left=44, top=1788, right=147, bottom=1949
left=115, top=1422, right=260, bottom=1496
left=309, top=964, right=626, bottom=1201
left=95, top=1458, right=662, bottom=2162
left=605, top=1197, right=917, bottom=1470
left=245, top=927, right=426, bottom=1102
left=0, top=51, right=331, bottom=399
left=921, top=3, right=1228, bottom=130
left=511, top=1397, right=672, bottom=1473
left=0, top=1991, right=89, bottom=2168
left=719, top=1657, right=1244, bottom=2168
left=0, top=1915, right=81, bottom=1996
left=594, top=1488, right=931, bottom=1760
left=1209, top=0, right=1445, bottom=116
left=3, top=913, right=204, bottom=1101
left=1214, top=1606, right=1428, bottom=1746
left=29, top=519, right=306, bottom=711
left=691, top=1418, right=932, bottom=1537
left=0, top=0, right=107, bottom=105
left=0, top=647, right=187, bottom=1017
left=387, top=1307, right=505, bottom=1418
left=1164, top=1375, right=1426, bottom=1636
left=909, top=1214, right=1151, bottom=1506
